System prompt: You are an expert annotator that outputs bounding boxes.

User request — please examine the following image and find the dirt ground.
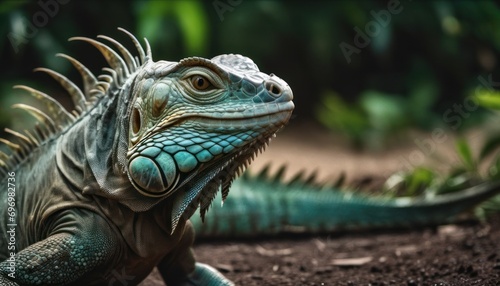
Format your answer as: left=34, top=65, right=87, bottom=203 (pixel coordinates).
left=193, top=217, right=500, bottom=285
left=141, top=122, right=500, bottom=285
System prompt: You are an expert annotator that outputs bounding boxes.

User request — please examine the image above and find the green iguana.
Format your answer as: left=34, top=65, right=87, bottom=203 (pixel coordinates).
left=0, top=28, right=499, bottom=285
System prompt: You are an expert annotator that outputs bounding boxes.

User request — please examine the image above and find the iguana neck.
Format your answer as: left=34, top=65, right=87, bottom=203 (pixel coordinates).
left=55, top=61, right=193, bottom=213
left=55, top=73, right=146, bottom=212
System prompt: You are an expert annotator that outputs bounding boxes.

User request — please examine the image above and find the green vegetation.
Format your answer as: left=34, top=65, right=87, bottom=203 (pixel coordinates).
left=380, top=90, right=500, bottom=219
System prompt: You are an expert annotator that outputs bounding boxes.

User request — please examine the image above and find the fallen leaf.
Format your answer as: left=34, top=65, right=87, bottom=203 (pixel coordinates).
left=256, top=245, right=293, bottom=256
left=331, top=256, right=373, bottom=266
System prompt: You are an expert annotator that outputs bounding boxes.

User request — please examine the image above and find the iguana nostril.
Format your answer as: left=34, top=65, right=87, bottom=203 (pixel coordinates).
left=265, top=81, right=282, bottom=96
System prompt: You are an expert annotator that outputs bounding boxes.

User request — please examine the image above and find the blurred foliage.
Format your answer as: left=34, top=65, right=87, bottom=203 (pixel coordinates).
left=370, top=82, right=500, bottom=219
left=472, top=87, right=500, bottom=218
left=382, top=135, right=496, bottom=198
left=317, top=90, right=409, bottom=149
left=316, top=91, right=369, bottom=148
left=135, top=1, right=208, bottom=56
left=476, top=89, right=500, bottom=109
left=1, top=1, right=500, bottom=138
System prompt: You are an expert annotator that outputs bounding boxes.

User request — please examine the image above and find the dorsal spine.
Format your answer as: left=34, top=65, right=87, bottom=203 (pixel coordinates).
left=0, top=28, right=151, bottom=176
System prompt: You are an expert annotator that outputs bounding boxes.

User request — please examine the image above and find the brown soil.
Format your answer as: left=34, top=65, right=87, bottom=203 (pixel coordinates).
left=140, top=123, right=500, bottom=285
left=192, top=218, right=500, bottom=285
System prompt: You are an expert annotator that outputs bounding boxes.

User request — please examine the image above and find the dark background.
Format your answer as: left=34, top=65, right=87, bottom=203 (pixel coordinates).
left=1, top=0, right=500, bottom=149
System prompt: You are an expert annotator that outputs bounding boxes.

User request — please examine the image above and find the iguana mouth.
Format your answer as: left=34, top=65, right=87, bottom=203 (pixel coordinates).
left=153, top=101, right=295, bottom=131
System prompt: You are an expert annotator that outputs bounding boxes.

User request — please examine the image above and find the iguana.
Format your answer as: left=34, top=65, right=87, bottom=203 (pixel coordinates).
left=0, top=28, right=293, bottom=286
left=0, top=28, right=499, bottom=286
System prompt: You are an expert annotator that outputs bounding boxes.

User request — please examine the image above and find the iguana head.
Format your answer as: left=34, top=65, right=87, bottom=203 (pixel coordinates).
left=4, top=28, right=293, bottom=234
left=125, top=55, right=293, bottom=231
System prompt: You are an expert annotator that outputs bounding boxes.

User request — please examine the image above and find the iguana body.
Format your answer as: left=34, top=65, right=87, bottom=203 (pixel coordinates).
left=0, top=29, right=293, bottom=285
left=0, top=29, right=499, bottom=286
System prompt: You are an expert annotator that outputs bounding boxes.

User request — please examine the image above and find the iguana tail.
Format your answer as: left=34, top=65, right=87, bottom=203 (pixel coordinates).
left=191, top=171, right=500, bottom=238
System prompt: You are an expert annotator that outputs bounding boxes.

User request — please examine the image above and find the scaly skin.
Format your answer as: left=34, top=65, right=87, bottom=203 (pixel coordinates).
left=0, top=29, right=293, bottom=285
left=192, top=172, right=500, bottom=237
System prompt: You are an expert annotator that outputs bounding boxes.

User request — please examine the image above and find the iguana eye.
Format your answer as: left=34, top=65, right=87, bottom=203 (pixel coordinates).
left=191, top=75, right=212, bottom=91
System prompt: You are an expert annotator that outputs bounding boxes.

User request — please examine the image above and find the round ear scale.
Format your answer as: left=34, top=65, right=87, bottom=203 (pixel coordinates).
left=128, top=150, right=179, bottom=198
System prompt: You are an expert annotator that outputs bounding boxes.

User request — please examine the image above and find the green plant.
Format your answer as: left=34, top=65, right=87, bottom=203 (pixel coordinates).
left=316, top=90, right=419, bottom=149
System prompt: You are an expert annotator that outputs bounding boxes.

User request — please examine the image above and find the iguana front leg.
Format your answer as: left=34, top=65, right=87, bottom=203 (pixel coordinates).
left=157, top=222, right=234, bottom=286
left=180, top=263, right=234, bottom=286
left=0, top=209, right=118, bottom=285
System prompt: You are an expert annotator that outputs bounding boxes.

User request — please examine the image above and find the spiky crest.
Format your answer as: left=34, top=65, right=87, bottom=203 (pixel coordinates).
left=0, top=28, right=150, bottom=175
left=245, top=163, right=348, bottom=191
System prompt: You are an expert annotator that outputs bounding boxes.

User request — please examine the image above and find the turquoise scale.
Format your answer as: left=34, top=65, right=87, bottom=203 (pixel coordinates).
left=128, top=156, right=165, bottom=194
left=196, top=150, right=213, bottom=162
left=174, top=151, right=198, bottom=173
left=208, top=145, right=223, bottom=155
left=128, top=146, right=178, bottom=196
left=163, top=145, right=184, bottom=154
left=187, top=145, right=203, bottom=154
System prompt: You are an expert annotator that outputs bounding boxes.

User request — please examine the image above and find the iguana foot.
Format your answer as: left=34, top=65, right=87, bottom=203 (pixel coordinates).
left=177, top=262, right=234, bottom=286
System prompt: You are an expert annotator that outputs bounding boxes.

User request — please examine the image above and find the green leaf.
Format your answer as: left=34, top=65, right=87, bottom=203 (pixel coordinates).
left=316, top=91, right=368, bottom=147
left=405, top=167, right=435, bottom=196
left=172, top=1, right=208, bottom=55
left=475, top=89, right=500, bottom=110
left=480, top=134, right=500, bottom=161
left=137, top=0, right=208, bottom=56
left=475, top=195, right=500, bottom=221
left=455, top=138, right=476, bottom=171
left=383, top=168, right=436, bottom=198
left=489, top=155, right=500, bottom=180
left=359, top=91, right=406, bottom=131
left=436, top=174, right=475, bottom=195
